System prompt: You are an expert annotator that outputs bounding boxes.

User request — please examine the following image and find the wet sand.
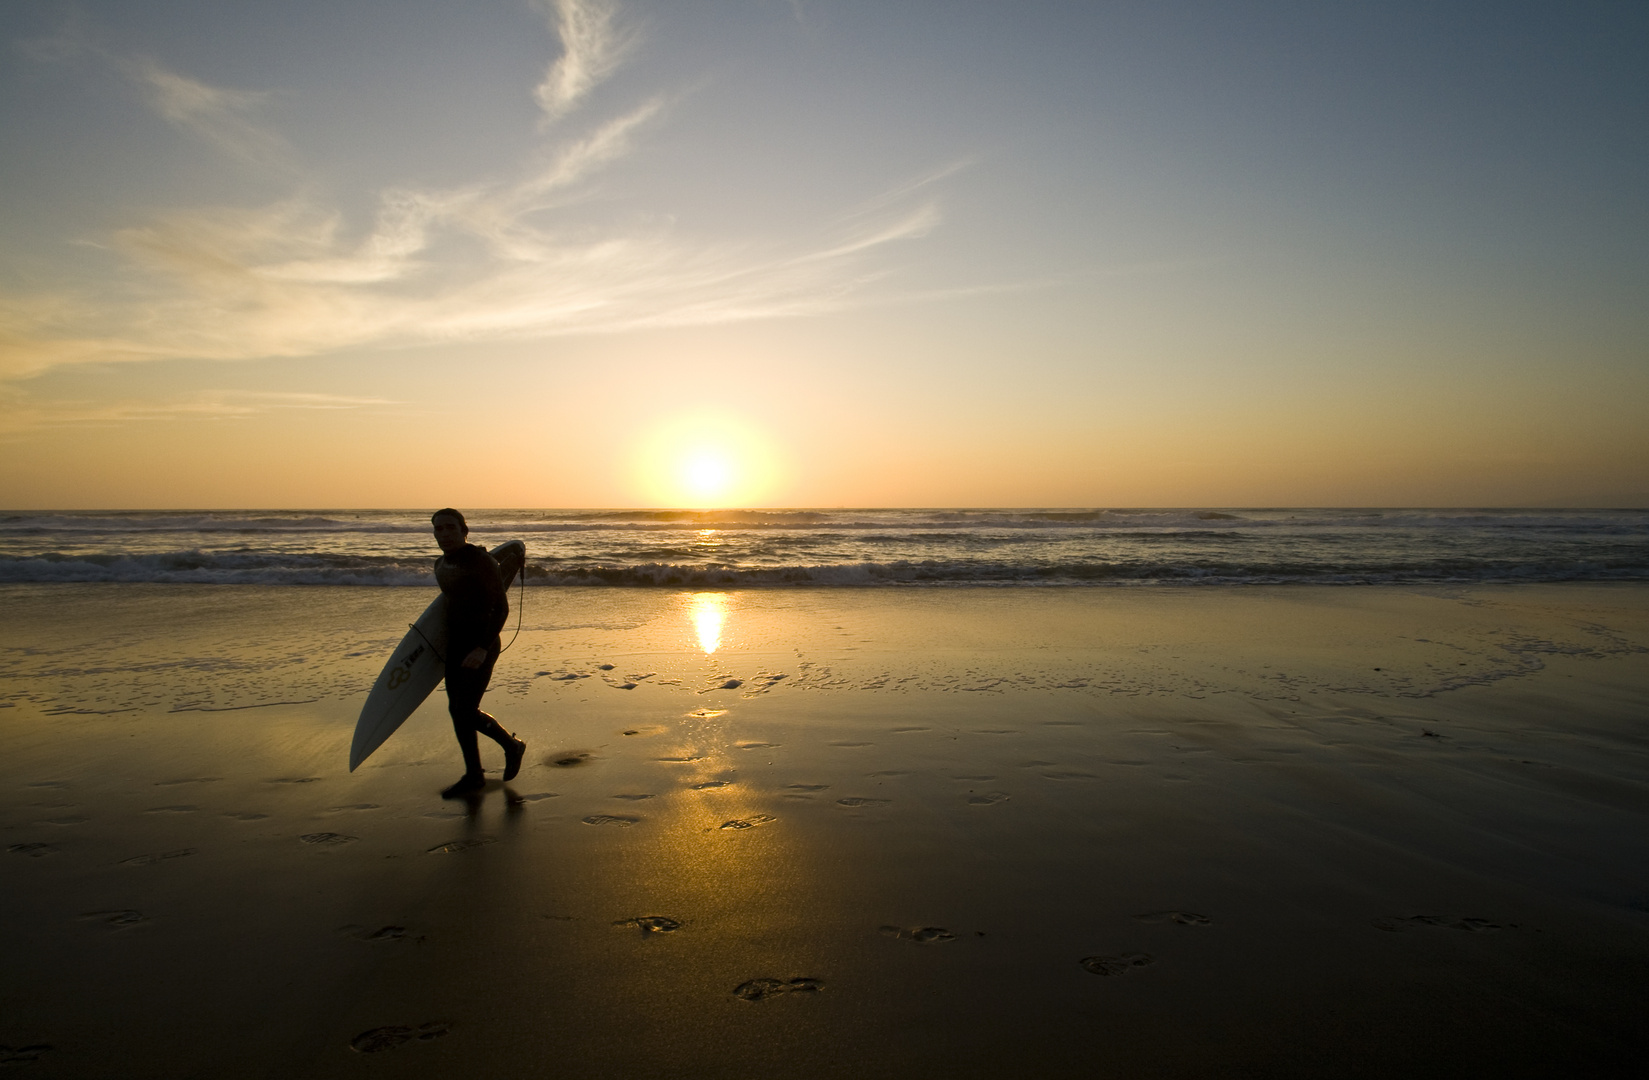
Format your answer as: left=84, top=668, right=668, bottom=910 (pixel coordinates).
left=3, top=583, right=1648, bottom=1078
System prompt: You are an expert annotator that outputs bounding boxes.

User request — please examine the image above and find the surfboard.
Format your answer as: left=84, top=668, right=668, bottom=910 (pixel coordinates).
left=350, top=539, right=525, bottom=771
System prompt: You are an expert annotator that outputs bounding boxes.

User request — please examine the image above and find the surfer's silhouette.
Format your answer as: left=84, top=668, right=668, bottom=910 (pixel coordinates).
left=431, top=508, right=526, bottom=797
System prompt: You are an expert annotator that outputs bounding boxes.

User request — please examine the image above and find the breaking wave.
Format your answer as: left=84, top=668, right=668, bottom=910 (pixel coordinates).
left=2, top=551, right=1646, bottom=587
left=2, top=508, right=1644, bottom=587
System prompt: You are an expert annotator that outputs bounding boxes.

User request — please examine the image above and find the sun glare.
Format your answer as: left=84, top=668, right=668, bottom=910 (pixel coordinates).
left=630, top=415, right=783, bottom=507
left=689, top=593, right=728, bottom=654
left=682, top=451, right=734, bottom=503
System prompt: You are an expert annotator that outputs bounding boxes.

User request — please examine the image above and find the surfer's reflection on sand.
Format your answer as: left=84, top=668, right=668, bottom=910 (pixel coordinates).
left=443, top=782, right=530, bottom=826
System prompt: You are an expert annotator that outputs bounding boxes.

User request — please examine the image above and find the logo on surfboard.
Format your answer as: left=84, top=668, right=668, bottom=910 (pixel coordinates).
left=384, top=643, right=425, bottom=690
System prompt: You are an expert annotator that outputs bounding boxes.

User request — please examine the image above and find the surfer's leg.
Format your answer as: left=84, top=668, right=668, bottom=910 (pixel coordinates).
left=463, top=649, right=526, bottom=779
left=443, top=666, right=487, bottom=793
left=475, top=712, right=527, bottom=781
left=451, top=715, right=484, bottom=772
left=476, top=713, right=510, bottom=745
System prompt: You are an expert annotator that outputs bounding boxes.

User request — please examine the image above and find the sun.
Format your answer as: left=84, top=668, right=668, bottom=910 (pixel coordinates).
left=630, top=415, right=782, bottom=507
left=681, top=450, right=735, bottom=503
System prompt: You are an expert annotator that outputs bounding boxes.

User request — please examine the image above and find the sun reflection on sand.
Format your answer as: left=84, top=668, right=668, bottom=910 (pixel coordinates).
left=689, top=593, right=729, bottom=654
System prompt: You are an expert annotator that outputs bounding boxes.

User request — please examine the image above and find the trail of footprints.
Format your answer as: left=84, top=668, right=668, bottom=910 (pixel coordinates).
left=1072, top=912, right=1211, bottom=978
left=31, top=883, right=1523, bottom=1059
left=15, top=752, right=1526, bottom=1062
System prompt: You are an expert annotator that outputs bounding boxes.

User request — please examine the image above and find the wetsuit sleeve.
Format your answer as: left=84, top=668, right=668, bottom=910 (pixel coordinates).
left=438, top=546, right=509, bottom=657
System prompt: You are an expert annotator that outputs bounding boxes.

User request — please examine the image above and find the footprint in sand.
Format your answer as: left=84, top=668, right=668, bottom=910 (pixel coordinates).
left=739, top=673, right=788, bottom=698
left=965, top=792, right=1011, bottom=805
left=868, top=770, right=910, bottom=778
left=513, top=792, right=558, bottom=802
left=80, top=909, right=146, bottom=928
left=719, top=815, right=776, bottom=830
left=891, top=726, right=930, bottom=733
left=155, top=777, right=220, bottom=787
left=145, top=805, right=198, bottom=814
left=836, top=797, right=891, bottom=807
left=691, top=781, right=732, bottom=791
left=614, top=916, right=681, bottom=935
left=1371, top=915, right=1505, bottom=933
left=269, top=777, right=322, bottom=785
left=582, top=815, right=639, bottom=828
left=732, top=977, right=824, bottom=1001
left=1134, top=911, right=1211, bottom=926
left=42, top=816, right=88, bottom=826
left=121, top=848, right=195, bottom=866
left=0, top=1045, right=52, bottom=1066
left=737, top=742, right=778, bottom=750
left=8, top=842, right=58, bottom=858
left=349, top=1022, right=450, bottom=1053
left=223, top=812, right=269, bottom=821
left=338, top=924, right=416, bottom=943
left=427, top=837, right=496, bottom=853
left=329, top=804, right=381, bottom=812
left=1080, top=953, right=1154, bottom=976
left=299, top=832, right=357, bottom=846
left=830, top=741, right=872, bottom=748
left=549, top=753, right=593, bottom=768
left=612, top=793, right=656, bottom=801
left=786, top=784, right=828, bottom=792
left=880, top=925, right=957, bottom=944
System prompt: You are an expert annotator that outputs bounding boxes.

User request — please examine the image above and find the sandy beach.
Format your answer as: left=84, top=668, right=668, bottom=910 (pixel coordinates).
left=4, top=583, right=1648, bottom=1078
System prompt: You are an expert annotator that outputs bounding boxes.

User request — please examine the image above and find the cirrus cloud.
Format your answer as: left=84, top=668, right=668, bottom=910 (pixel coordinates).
left=1, top=0, right=956, bottom=382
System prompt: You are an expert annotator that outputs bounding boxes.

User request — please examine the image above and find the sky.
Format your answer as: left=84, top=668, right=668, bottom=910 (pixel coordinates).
left=1, top=0, right=1645, bottom=509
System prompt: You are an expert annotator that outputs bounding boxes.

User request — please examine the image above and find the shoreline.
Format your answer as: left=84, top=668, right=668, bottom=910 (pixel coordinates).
left=4, top=584, right=1647, bottom=1077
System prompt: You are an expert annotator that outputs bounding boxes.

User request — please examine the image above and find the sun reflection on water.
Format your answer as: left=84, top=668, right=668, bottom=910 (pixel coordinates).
left=689, top=593, right=729, bottom=654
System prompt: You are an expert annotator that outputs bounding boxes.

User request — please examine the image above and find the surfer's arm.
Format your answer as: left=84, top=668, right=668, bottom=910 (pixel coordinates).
left=480, top=552, right=509, bottom=636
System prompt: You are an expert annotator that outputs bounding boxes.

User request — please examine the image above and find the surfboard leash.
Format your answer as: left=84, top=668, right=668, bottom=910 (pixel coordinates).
left=409, top=622, right=446, bottom=666
left=498, top=555, right=525, bottom=654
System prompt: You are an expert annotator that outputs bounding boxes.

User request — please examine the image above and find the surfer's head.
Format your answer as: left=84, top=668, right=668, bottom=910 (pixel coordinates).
left=432, top=508, right=468, bottom=553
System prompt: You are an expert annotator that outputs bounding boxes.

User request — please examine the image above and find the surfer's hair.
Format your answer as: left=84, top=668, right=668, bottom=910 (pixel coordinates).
left=431, top=508, right=468, bottom=533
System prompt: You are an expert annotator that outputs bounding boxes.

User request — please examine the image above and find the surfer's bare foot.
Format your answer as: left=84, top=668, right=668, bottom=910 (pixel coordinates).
left=503, top=737, right=526, bottom=782
left=441, top=773, right=486, bottom=798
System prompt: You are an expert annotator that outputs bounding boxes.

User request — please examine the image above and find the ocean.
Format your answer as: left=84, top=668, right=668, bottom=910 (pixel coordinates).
left=2, top=507, right=1646, bottom=587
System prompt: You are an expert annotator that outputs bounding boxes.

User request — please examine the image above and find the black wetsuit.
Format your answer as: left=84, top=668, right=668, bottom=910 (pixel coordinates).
left=435, top=543, right=509, bottom=773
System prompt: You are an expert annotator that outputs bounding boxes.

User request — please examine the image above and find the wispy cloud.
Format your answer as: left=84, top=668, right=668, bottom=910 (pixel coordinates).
left=530, top=0, right=635, bottom=123
left=0, top=390, right=403, bottom=437
left=1, top=0, right=955, bottom=381
left=135, top=60, right=294, bottom=172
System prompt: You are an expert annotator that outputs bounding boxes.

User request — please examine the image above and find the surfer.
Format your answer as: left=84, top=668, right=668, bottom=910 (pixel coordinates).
left=431, top=508, right=526, bottom=797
